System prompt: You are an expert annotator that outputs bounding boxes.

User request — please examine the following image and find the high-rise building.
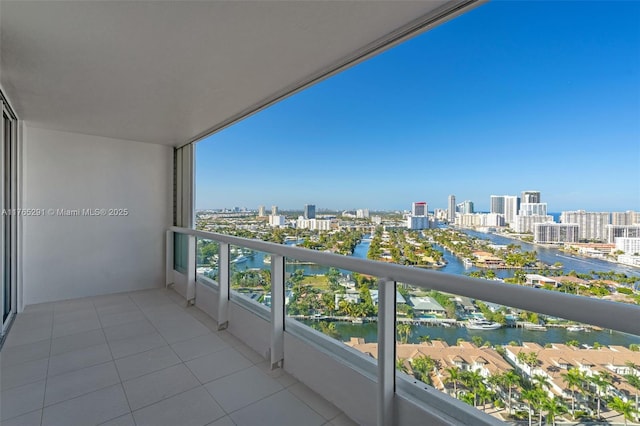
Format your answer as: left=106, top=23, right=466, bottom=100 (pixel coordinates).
left=514, top=215, right=554, bottom=233
left=504, top=196, right=520, bottom=225
left=411, top=201, right=427, bottom=217
left=407, top=201, right=429, bottom=229
left=606, top=225, right=640, bottom=243
left=519, top=203, right=547, bottom=216
left=447, top=195, right=456, bottom=222
left=258, top=205, right=265, bottom=217
left=615, top=237, right=640, bottom=255
left=490, top=195, right=505, bottom=214
left=560, top=211, right=610, bottom=241
left=304, top=204, right=316, bottom=219
left=521, top=190, right=541, bottom=204
left=611, top=211, right=640, bottom=225
left=407, top=216, right=430, bottom=230
left=271, top=205, right=278, bottom=215
left=463, top=200, right=474, bottom=214
left=356, top=209, right=369, bottom=219
left=534, top=223, right=579, bottom=244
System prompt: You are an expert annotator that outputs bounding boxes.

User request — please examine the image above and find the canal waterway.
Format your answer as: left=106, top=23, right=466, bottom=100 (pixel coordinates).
left=233, top=229, right=638, bottom=346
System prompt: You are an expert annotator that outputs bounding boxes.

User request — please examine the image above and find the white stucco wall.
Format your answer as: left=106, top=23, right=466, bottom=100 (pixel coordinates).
left=21, top=126, right=172, bottom=306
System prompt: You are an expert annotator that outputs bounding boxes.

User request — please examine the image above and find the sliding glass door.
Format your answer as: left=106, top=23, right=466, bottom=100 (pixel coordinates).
left=1, top=97, right=17, bottom=337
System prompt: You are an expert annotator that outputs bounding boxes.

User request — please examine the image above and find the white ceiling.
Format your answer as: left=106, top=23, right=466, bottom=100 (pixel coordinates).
left=1, top=0, right=480, bottom=146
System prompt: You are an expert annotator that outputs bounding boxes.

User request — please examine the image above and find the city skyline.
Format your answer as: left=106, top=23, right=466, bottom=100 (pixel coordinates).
left=195, top=1, right=640, bottom=212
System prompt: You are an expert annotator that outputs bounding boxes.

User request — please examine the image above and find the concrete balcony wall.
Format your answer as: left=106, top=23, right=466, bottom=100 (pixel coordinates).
left=22, top=126, right=173, bottom=307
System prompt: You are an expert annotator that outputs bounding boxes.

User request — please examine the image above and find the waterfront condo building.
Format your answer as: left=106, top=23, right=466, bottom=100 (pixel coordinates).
left=513, top=214, right=554, bottom=234
left=607, top=224, right=640, bottom=243
left=615, top=237, right=640, bottom=255
left=534, top=223, right=579, bottom=244
left=560, top=210, right=611, bottom=242
left=611, top=210, right=640, bottom=225
left=503, top=195, right=520, bottom=226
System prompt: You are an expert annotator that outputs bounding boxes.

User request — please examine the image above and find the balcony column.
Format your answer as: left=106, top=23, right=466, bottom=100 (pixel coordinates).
left=217, top=242, right=230, bottom=330
left=270, top=254, right=285, bottom=369
left=377, top=278, right=396, bottom=426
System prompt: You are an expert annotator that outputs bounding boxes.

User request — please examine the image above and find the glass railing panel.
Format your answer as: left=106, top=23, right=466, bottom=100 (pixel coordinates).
left=228, top=244, right=272, bottom=309
left=283, top=257, right=379, bottom=349
left=173, top=232, right=189, bottom=274
left=196, top=238, right=219, bottom=283
left=375, top=282, right=640, bottom=425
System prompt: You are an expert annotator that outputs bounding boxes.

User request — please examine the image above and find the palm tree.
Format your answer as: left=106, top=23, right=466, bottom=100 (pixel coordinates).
left=562, top=367, right=584, bottom=419
left=625, top=373, right=640, bottom=421
left=609, top=396, right=637, bottom=426
left=543, top=396, right=568, bottom=426
left=396, top=357, right=409, bottom=374
left=418, top=334, right=431, bottom=344
left=477, top=384, right=494, bottom=412
left=501, top=370, right=521, bottom=416
left=462, top=370, right=484, bottom=408
left=444, top=366, right=462, bottom=398
left=410, top=355, right=436, bottom=385
left=532, top=374, right=551, bottom=392
left=590, top=372, right=612, bottom=419
left=521, top=388, right=541, bottom=426
left=397, top=323, right=412, bottom=344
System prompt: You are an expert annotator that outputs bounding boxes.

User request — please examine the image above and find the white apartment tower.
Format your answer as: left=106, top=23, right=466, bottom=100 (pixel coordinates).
left=504, top=195, right=520, bottom=226
left=611, top=211, right=640, bottom=225
left=271, top=205, right=278, bottom=215
left=534, top=223, right=579, bottom=244
left=519, top=203, right=547, bottom=216
left=560, top=210, right=610, bottom=241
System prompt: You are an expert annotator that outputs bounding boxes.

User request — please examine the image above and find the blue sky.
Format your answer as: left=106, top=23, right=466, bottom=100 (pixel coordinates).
left=196, top=1, right=640, bottom=212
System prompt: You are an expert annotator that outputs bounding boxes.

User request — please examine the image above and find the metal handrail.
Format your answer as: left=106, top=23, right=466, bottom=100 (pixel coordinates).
left=171, top=226, right=640, bottom=336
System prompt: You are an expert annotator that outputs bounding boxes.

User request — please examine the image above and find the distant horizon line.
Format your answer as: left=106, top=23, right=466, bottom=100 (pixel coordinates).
left=196, top=207, right=638, bottom=214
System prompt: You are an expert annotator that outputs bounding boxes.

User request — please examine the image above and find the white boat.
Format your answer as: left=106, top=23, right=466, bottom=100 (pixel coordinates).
left=524, top=323, right=547, bottom=331
left=465, top=319, right=502, bottom=330
left=351, top=318, right=364, bottom=324
left=567, top=326, right=586, bottom=332
left=231, top=256, right=248, bottom=264
left=463, top=258, right=473, bottom=267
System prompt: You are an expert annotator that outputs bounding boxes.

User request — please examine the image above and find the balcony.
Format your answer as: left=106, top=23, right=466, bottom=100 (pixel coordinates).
left=1, top=288, right=355, bottom=426
left=1, top=227, right=639, bottom=425
left=2, top=1, right=639, bottom=425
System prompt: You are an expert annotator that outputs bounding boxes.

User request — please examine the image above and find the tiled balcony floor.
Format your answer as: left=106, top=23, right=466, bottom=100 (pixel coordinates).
left=0, top=288, right=358, bottom=426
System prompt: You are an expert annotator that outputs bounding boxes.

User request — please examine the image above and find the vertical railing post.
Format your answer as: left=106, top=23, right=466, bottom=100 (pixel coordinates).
left=186, top=234, right=196, bottom=304
left=377, top=278, right=396, bottom=426
left=270, top=254, right=285, bottom=369
left=217, top=242, right=230, bottom=330
left=165, top=230, right=174, bottom=288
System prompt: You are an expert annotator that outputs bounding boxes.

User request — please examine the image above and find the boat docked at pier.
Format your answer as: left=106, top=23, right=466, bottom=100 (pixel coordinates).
left=465, top=319, right=502, bottom=330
